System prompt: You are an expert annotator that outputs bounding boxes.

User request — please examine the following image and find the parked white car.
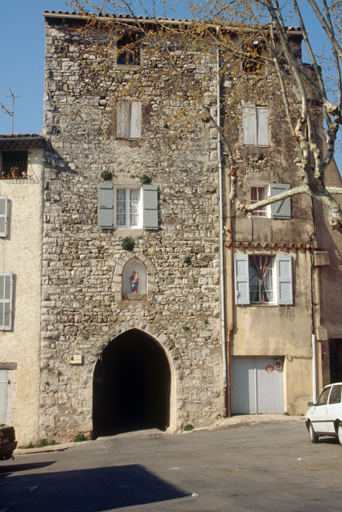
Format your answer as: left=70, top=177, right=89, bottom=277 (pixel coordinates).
left=306, top=382, right=342, bottom=444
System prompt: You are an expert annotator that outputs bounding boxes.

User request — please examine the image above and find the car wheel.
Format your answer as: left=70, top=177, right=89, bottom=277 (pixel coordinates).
left=309, top=422, right=318, bottom=443
left=337, top=423, right=342, bottom=445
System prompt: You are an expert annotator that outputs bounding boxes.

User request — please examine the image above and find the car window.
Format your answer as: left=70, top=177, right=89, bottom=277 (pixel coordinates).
left=329, top=385, right=342, bottom=405
left=317, top=387, right=331, bottom=406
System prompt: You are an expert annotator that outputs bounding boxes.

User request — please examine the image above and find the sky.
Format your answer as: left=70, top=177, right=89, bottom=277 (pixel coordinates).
left=0, top=0, right=341, bottom=172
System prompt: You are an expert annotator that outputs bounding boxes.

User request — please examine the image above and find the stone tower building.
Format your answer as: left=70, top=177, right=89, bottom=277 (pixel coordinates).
left=34, top=10, right=342, bottom=442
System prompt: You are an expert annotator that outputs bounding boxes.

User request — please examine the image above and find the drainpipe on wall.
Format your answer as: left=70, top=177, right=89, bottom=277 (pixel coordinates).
left=217, top=30, right=228, bottom=417
left=227, top=224, right=235, bottom=418
left=312, top=334, right=317, bottom=402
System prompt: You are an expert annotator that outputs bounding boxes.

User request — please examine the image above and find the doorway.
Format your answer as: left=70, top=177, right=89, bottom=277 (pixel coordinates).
left=93, top=329, right=171, bottom=437
left=329, top=339, right=342, bottom=383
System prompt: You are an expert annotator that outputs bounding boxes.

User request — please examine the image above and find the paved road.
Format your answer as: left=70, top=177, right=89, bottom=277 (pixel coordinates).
left=1, top=421, right=341, bottom=512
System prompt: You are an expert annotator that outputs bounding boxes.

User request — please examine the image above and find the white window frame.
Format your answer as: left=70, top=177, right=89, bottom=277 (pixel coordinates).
left=243, top=106, right=269, bottom=147
left=114, top=187, right=143, bottom=229
left=234, top=253, right=293, bottom=306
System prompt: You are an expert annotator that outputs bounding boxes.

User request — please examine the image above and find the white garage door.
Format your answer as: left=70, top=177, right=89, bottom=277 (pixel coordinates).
left=231, top=356, right=284, bottom=414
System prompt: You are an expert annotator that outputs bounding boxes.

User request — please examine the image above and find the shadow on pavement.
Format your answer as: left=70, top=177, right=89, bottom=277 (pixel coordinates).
left=0, top=463, right=189, bottom=511
left=0, top=461, right=56, bottom=474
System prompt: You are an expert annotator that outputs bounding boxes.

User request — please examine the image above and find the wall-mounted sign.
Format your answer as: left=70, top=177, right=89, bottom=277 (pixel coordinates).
left=265, top=364, right=274, bottom=374
left=69, top=354, right=83, bottom=365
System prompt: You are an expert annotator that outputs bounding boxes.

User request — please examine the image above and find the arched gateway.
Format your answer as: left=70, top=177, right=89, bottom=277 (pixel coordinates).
left=93, top=329, right=171, bottom=437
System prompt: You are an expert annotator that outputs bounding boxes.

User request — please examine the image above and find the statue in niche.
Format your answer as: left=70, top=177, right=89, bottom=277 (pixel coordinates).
left=129, top=271, right=139, bottom=293
left=122, top=258, right=146, bottom=300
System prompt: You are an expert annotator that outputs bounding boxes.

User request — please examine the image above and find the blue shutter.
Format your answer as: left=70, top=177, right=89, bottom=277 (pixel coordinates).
left=98, top=184, right=114, bottom=229
left=0, top=272, right=12, bottom=330
left=143, top=185, right=158, bottom=230
left=0, top=197, right=8, bottom=237
left=277, top=254, right=293, bottom=305
left=234, top=253, right=250, bottom=305
left=271, top=183, right=291, bottom=219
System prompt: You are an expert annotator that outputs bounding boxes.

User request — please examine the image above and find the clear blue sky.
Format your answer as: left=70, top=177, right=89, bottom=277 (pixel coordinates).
left=0, top=0, right=341, bottom=173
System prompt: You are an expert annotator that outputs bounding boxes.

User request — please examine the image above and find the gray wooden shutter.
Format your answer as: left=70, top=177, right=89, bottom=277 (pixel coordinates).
left=234, top=253, right=250, bottom=305
left=0, top=272, right=13, bottom=330
left=271, top=183, right=291, bottom=219
left=98, top=184, right=114, bottom=229
left=143, top=185, right=158, bottom=230
left=0, top=197, right=8, bottom=237
left=117, top=100, right=130, bottom=138
left=130, top=101, right=142, bottom=138
left=243, top=107, right=257, bottom=145
left=257, top=107, right=269, bottom=146
left=0, top=370, right=8, bottom=423
left=277, top=254, right=293, bottom=305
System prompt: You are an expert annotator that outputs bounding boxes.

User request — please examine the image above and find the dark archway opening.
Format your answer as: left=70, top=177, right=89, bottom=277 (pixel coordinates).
left=93, top=329, right=171, bottom=438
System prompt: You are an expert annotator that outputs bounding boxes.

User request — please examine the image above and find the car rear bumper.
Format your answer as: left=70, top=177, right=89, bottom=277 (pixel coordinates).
left=0, top=441, right=17, bottom=460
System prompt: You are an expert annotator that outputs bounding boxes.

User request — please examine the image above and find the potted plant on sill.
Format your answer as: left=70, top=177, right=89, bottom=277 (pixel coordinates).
left=10, top=167, right=19, bottom=178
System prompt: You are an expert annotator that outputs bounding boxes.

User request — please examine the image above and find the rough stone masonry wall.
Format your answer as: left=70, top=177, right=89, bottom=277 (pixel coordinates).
left=40, top=19, right=223, bottom=442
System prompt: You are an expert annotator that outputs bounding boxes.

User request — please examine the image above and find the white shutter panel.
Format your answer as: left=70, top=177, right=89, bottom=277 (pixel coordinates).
left=117, top=101, right=130, bottom=138
left=243, top=107, right=257, bottom=145
left=277, top=254, right=293, bottom=305
left=0, top=197, right=8, bottom=237
left=143, top=185, right=158, bottom=230
left=257, top=107, right=269, bottom=146
left=234, top=253, right=250, bottom=305
left=271, top=183, right=291, bottom=219
left=0, top=272, right=13, bottom=330
left=98, top=184, right=114, bottom=229
left=130, top=101, right=142, bottom=138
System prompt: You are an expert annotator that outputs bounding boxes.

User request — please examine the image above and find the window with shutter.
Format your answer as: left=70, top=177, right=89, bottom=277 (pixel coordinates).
left=243, top=106, right=269, bottom=147
left=0, top=197, right=8, bottom=237
left=117, top=100, right=142, bottom=139
left=98, top=185, right=158, bottom=230
left=250, top=183, right=291, bottom=219
left=234, top=254, right=293, bottom=306
left=0, top=272, right=13, bottom=330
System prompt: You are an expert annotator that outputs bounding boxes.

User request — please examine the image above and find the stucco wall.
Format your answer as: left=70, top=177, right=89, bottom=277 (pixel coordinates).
left=0, top=148, right=44, bottom=443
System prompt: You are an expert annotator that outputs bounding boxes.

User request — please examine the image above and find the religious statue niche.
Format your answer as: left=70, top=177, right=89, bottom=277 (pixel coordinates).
left=122, top=258, right=147, bottom=300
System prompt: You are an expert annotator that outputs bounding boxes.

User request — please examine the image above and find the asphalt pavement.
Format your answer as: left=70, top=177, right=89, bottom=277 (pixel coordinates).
left=2, top=416, right=341, bottom=512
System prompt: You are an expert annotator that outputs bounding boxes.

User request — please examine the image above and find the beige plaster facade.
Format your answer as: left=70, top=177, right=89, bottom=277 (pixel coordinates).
left=0, top=138, right=44, bottom=444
